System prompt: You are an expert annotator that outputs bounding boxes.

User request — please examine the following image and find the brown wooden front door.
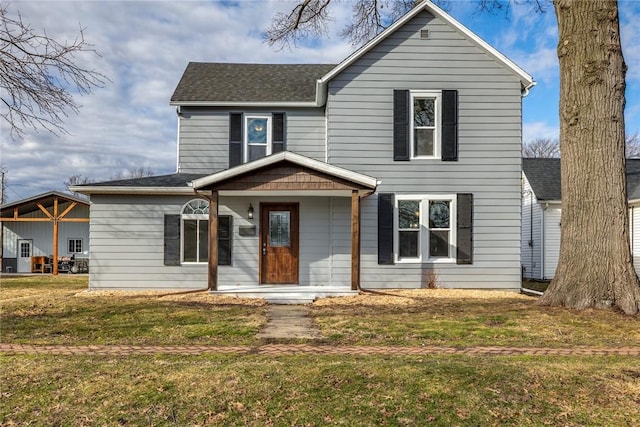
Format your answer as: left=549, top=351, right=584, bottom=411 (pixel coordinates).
left=260, top=203, right=299, bottom=284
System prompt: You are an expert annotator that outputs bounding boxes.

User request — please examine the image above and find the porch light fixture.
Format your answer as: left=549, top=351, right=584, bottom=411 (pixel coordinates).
left=248, top=204, right=254, bottom=219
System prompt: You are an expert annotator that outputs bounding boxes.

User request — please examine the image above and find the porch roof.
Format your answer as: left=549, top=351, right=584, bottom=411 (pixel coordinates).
left=191, top=151, right=378, bottom=194
left=0, top=191, right=89, bottom=218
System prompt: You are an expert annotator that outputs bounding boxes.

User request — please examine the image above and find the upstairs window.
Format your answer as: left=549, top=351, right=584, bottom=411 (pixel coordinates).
left=229, top=113, right=286, bottom=167
left=393, top=90, right=457, bottom=161
left=411, top=91, right=441, bottom=159
left=245, top=115, right=272, bottom=162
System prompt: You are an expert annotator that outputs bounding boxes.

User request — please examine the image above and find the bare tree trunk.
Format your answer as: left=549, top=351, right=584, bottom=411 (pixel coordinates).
left=539, top=0, right=640, bottom=315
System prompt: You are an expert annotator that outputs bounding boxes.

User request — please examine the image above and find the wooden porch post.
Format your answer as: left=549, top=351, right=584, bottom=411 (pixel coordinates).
left=351, top=190, right=361, bottom=290
left=208, top=190, right=219, bottom=291
left=52, top=197, right=59, bottom=276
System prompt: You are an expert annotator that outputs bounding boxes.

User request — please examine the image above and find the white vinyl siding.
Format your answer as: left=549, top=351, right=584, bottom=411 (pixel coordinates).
left=87, top=195, right=350, bottom=290
left=178, top=108, right=326, bottom=174
left=327, top=10, right=523, bottom=289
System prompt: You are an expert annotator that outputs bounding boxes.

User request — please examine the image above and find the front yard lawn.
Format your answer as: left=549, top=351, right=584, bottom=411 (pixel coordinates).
left=2, top=276, right=639, bottom=426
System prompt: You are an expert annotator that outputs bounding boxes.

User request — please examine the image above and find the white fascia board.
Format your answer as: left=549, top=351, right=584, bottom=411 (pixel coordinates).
left=170, top=101, right=319, bottom=108
left=68, top=186, right=195, bottom=196
left=319, top=0, right=534, bottom=88
left=191, top=151, right=378, bottom=190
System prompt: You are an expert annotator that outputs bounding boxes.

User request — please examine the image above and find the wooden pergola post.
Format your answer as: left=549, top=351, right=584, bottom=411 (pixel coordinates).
left=351, top=190, right=361, bottom=290
left=208, top=190, right=219, bottom=291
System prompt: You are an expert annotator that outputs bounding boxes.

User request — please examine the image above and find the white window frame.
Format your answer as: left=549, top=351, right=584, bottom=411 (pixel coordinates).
left=181, top=199, right=209, bottom=264
left=67, top=238, right=83, bottom=254
left=394, top=194, right=456, bottom=263
left=244, top=114, right=272, bottom=163
left=410, top=91, right=442, bottom=160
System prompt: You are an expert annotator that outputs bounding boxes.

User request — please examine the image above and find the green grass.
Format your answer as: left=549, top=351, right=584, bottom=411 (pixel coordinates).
left=313, top=292, right=640, bottom=348
left=1, top=276, right=265, bottom=345
left=2, top=276, right=640, bottom=425
left=2, top=354, right=639, bottom=426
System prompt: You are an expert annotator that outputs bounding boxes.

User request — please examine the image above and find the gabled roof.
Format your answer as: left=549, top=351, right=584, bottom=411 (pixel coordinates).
left=319, top=0, right=534, bottom=91
left=191, top=151, right=378, bottom=190
left=523, top=158, right=640, bottom=202
left=170, top=63, right=335, bottom=106
left=170, top=0, right=534, bottom=108
left=69, top=173, right=206, bottom=195
left=522, top=158, right=561, bottom=201
left=1, top=191, right=88, bottom=217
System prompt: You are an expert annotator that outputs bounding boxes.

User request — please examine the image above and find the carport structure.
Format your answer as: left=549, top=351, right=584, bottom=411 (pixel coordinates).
left=1, top=191, right=89, bottom=275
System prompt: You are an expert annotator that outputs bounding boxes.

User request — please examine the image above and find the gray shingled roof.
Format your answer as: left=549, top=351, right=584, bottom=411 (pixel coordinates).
left=171, top=63, right=336, bottom=104
left=523, top=158, right=640, bottom=201
left=75, top=173, right=206, bottom=188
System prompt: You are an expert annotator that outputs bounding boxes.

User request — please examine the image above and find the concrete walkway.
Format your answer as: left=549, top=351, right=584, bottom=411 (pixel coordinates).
left=256, top=304, right=322, bottom=340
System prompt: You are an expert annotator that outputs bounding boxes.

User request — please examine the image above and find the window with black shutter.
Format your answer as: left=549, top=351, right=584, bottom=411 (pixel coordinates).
left=164, top=200, right=233, bottom=266
left=378, top=193, right=395, bottom=265
left=229, top=113, right=243, bottom=167
left=393, top=89, right=458, bottom=161
left=456, top=193, right=473, bottom=264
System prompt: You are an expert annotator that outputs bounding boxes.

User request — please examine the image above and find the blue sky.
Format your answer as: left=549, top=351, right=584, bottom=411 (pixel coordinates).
left=1, top=0, right=639, bottom=203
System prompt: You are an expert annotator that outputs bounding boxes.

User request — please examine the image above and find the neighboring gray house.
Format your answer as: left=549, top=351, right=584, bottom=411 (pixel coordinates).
left=72, top=1, right=535, bottom=298
left=522, top=158, right=640, bottom=280
left=1, top=191, right=90, bottom=274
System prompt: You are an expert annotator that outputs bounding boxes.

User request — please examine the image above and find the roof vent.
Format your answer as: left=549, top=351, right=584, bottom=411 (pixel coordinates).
left=420, top=29, right=430, bottom=40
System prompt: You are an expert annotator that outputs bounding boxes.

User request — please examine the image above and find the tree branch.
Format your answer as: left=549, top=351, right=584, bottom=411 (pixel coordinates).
left=0, top=4, right=109, bottom=139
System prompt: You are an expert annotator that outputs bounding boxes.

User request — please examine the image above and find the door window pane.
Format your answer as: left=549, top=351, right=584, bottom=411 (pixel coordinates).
left=20, top=242, right=31, bottom=258
left=269, top=211, right=290, bottom=247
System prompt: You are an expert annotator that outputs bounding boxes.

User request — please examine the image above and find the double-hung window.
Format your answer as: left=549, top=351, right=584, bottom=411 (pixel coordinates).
left=394, top=195, right=455, bottom=263
left=68, top=239, right=83, bottom=254
left=411, top=91, right=441, bottom=159
left=182, top=199, right=209, bottom=263
left=244, top=115, right=272, bottom=163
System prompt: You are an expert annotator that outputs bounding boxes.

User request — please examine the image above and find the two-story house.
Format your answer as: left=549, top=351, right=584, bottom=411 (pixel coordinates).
left=73, top=0, right=534, bottom=300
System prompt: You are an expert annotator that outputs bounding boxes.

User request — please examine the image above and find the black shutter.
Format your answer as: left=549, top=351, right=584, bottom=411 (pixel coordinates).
left=441, top=90, right=458, bottom=161
left=272, top=113, right=285, bottom=154
left=229, top=113, right=243, bottom=167
left=456, top=193, right=473, bottom=264
left=218, top=216, right=232, bottom=266
left=164, top=215, right=181, bottom=266
left=393, top=90, right=410, bottom=161
left=378, top=193, right=395, bottom=265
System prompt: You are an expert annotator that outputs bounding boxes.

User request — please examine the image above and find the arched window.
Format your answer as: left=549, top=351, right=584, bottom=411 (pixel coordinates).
left=182, top=199, right=209, bottom=263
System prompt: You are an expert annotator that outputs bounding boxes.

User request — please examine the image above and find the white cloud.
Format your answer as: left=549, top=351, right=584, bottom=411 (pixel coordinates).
left=523, top=121, right=559, bottom=144
left=1, top=0, right=638, bottom=203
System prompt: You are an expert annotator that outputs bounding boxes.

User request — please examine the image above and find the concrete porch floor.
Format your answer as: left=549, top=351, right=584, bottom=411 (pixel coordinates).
left=211, top=284, right=358, bottom=304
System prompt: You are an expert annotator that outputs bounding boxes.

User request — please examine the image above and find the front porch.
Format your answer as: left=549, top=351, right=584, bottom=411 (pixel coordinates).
left=212, top=284, right=359, bottom=304
left=190, top=151, right=378, bottom=296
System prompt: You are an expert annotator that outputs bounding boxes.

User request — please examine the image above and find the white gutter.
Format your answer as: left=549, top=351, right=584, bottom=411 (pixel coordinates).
left=169, top=100, right=320, bottom=108
left=522, top=81, right=537, bottom=97
left=69, top=186, right=195, bottom=196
